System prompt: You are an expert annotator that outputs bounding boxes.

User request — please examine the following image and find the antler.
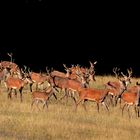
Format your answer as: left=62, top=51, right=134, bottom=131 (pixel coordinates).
left=63, top=64, right=68, bottom=70
left=7, top=52, right=13, bottom=62
left=127, top=67, right=133, bottom=78
left=89, top=61, right=97, bottom=68
left=46, top=66, right=50, bottom=75
left=113, top=67, right=120, bottom=79
left=121, top=68, right=133, bottom=80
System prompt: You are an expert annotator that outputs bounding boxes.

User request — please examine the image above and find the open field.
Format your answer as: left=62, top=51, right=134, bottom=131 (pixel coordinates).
left=0, top=75, right=140, bottom=140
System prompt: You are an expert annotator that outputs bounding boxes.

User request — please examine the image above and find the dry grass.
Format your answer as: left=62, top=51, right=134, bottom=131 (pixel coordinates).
left=0, top=75, right=140, bottom=140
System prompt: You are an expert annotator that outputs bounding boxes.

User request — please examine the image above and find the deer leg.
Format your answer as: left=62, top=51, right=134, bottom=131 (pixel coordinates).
left=118, top=97, right=122, bottom=109
left=31, top=99, right=36, bottom=111
left=127, top=105, right=131, bottom=119
left=122, top=103, right=127, bottom=117
left=107, top=94, right=113, bottom=107
left=82, top=100, right=87, bottom=111
left=8, top=88, right=12, bottom=99
left=29, top=83, right=33, bottom=92
left=19, top=87, right=23, bottom=102
left=35, top=83, right=38, bottom=91
left=72, top=95, right=77, bottom=106
left=102, top=101, right=110, bottom=114
left=96, top=103, right=100, bottom=113
left=138, top=106, right=140, bottom=117
left=75, top=99, right=83, bottom=111
left=58, top=88, right=67, bottom=101
left=43, top=100, right=48, bottom=111
left=36, top=100, right=41, bottom=111
left=14, top=89, right=17, bottom=98
left=52, top=93, right=57, bottom=100
left=134, top=105, right=140, bottom=118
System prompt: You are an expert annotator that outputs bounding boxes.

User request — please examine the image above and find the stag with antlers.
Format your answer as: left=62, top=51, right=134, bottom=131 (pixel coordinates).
left=105, top=67, right=133, bottom=107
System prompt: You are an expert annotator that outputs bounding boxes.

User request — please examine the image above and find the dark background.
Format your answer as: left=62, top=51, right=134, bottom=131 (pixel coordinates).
left=0, top=1, right=139, bottom=76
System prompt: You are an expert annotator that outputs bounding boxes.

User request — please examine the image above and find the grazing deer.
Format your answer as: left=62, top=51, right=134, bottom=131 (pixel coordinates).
left=75, top=87, right=109, bottom=113
left=121, top=82, right=140, bottom=118
left=31, top=86, right=55, bottom=111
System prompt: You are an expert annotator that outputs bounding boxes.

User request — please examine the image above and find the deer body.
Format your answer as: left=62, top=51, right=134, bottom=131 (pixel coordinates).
left=75, top=88, right=109, bottom=113
left=29, top=72, right=49, bottom=92
left=31, top=86, right=54, bottom=111
left=121, top=82, right=140, bottom=118
left=5, top=76, right=28, bottom=102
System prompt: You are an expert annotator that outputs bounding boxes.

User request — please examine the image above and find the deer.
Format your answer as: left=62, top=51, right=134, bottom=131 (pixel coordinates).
left=75, top=87, right=110, bottom=114
left=31, top=86, right=56, bottom=111
left=4, top=68, right=31, bottom=102
left=121, top=82, right=140, bottom=118
left=88, top=61, right=97, bottom=82
left=105, top=67, right=132, bottom=107
left=0, top=68, right=10, bottom=86
left=106, top=67, right=132, bottom=90
left=28, top=71, right=49, bottom=92
left=0, top=53, right=20, bottom=76
left=48, top=71, right=87, bottom=104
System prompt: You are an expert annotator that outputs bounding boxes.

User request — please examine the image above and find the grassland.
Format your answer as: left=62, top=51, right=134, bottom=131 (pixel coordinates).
left=0, top=75, right=140, bottom=140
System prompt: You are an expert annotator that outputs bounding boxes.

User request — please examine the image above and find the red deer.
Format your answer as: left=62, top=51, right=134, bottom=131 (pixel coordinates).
left=121, top=82, right=140, bottom=118
left=5, top=76, right=29, bottom=102
left=31, top=86, right=55, bottom=111
left=0, top=53, right=20, bottom=76
left=88, top=61, right=97, bottom=82
left=105, top=67, right=132, bottom=106
left=4, top=68, right=31, bottom=102
left=75, top=87, right=109, bottom=113
left=0, top=68, right=10, bottom=86
left=126, top=82, right=140, bottom=93
left=48, top=73, right=87, bottom=103
left=29, top=71, right=49, bottom=92
left=50, top=70, right=67, bottom=78
left=106, top=67, right=132, bottom=90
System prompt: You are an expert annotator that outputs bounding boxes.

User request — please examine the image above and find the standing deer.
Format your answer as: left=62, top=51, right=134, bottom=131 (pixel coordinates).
left=75, top=87, right=109, bottom=113
left=121, top=82, right=140, bottom=118
left=31, top=86, right=55, bottom=111
left=28, top=71, right=49, bottom=92
left=105, top=67, right=132, bottom=106
left=4, top=68, right=30, bottom=102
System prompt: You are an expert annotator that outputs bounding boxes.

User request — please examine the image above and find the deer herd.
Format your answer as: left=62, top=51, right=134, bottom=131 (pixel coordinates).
left=0, top=53, right=140, bottom=118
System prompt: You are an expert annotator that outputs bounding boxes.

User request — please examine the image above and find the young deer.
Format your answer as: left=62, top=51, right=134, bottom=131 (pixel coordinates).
left=31, top=86, right=55, bottom=111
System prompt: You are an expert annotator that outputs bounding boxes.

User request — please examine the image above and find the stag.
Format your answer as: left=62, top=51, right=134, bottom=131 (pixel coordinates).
left=105, top=67, right=132, bottom=106
left=48, top=70, right=87, bottom=103
left=0, top=53, right=20, bottom=76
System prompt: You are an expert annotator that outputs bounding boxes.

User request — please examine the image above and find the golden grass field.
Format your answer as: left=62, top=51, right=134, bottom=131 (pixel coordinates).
left=0, top=75, right=140, bottom=140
